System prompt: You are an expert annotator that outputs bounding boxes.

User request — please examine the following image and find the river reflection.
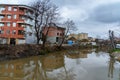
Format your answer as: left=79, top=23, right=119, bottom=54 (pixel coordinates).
left=0, top=49, right=120, bottom=80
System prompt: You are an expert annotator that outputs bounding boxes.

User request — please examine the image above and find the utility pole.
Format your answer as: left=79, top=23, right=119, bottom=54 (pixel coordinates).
left=109, top=30, right=116, bottom=49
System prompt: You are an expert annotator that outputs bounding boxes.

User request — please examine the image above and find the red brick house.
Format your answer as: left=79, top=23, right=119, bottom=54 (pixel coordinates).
left=42, top=23, right=65, bottom=44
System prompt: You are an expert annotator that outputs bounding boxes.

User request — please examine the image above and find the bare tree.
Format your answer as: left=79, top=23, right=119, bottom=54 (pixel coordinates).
left=58, top=19, right=77, bottom=49
left=31, top=0, right=59, bottom=46
left=42, top=5, right=59, bottom=48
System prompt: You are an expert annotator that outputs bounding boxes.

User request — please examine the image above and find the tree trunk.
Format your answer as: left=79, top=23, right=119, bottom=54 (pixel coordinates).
left=58, top=37, right=65, bottom=49
left=37, top=39, right=39, bottom=44
left=36, top=36, right=40, bottom=44
left=42, top=35, right=46, bottom=49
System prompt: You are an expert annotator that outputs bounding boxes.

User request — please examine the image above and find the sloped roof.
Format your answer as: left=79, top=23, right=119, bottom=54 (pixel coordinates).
left=68, top=36, right=77, bottom=41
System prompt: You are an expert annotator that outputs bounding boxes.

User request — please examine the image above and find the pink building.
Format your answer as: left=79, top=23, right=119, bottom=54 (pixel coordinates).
left=42, top=23, right=65, bottom=43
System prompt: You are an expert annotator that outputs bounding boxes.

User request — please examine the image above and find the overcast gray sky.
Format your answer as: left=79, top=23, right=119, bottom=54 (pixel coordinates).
left=1, top=0, right=120, bottom=38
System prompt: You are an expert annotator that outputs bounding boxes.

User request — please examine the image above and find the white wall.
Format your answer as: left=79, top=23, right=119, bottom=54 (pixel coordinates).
left=18, top=39, right=25, bottom=44
left=25, top=25, right=37, bottom=44
left=0, top=38, right=7, bottom=44
left=25, top=33, right=37, bottom=44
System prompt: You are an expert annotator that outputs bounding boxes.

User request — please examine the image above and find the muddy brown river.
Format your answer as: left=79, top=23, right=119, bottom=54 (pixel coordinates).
left=0, top=49, right=119, bottom=80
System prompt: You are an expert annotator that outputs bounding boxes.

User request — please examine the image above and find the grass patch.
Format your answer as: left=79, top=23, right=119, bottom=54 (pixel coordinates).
left=112, top=49, right=120, bottom=52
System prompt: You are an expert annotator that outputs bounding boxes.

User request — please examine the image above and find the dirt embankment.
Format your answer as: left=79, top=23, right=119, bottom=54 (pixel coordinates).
left=0, top=44, right=44, bottom=60
left=0, top=44, right=97, bottom=61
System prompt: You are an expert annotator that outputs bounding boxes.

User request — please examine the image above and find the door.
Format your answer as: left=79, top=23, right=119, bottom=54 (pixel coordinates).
left=10, top=38, right=16, bottom=45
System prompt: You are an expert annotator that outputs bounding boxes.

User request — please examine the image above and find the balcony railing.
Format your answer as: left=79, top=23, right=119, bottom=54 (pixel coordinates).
left=25, top=12, right=34, bottom=19
left=17, top=19, right=24, bottom=23
left=19, top=11, right=25, bottom=15
left=0, top=34, right=25, bottom=38
left=18, top=35, right=24, bottom=38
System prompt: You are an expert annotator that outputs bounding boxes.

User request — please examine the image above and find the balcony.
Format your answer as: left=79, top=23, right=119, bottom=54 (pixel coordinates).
left=24, top=20, right=34, bottom=26
left=25, top=12, right=34, bottom=19
left=18, top=35, right=24, bottom=38
left=17, top=19, right=24, bottom=23
left=17, top=27, right=24, bottom=30
left=0, top=18, right=12, bottom=22
left=1, top=18, right=6, bottom=21
left=0, top=34, right=24, bottom=39
left=19, top=11, right=25, bottom=15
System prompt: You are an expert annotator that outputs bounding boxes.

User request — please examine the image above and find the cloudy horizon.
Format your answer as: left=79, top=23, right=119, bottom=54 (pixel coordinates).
left=1, top=0, right=120, bottom=39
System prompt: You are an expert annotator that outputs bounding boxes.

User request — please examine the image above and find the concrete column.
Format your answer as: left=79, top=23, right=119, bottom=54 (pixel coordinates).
left=7, top=38, right=10, bottom=44
left=16, top=38, right=18, bottom=45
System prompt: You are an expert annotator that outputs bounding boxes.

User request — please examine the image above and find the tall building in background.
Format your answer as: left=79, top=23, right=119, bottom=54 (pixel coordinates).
left=78, top=33, right=88, bottom=40
left=0, top=4, right=34, bottom=44
left=68, top=33, right=88, bottom=40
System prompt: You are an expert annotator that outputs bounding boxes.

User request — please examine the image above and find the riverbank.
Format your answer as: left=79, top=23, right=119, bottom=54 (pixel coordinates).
left=0, top=44, right=98, bottom=61
left=0, top=44, right=47, bottom=61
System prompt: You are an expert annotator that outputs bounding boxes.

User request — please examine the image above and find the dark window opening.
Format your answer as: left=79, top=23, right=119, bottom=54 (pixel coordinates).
left=10, top=38, right=16, bottom=45
left=18, top=30, right=24, bottom=35
left=19, top=7, right=25, bottom=12
left=63, top=33, right=64, bottom=36
left=0, top=30, right=1, bottom=34
left=57, top=33, right=59, bottom=36
left=56, top=37, right=59, bottom=42
left=60, top=33, right=62, bottom=36
left=6, top=30, right=10, bottom=34
left=13, top=7, right=17, bottom=11
left=12, top=30, right=16, bottom=34
left=29, top=32, right=32, bottom=36
left=0, top=30, right=3, bottom=34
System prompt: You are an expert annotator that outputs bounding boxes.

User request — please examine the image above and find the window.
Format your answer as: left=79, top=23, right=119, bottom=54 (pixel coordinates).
left=21, top=25, right=25, bottom=28
left=12, top=30, right=16, bottom=34
left=8, top=6, right=12, bottom=11
left=13, top=22, right=16, bottom=27
left=60, top=33, right=62, bottom=36
left=7, top=22, right=11, bottom=27
left=0, top=30, right=4, bottom=34
left=0, top=6, right=5, bottom=11
left=13, top=7, right=17, bottom=11
left=6, top=30, right=10, bottom=34
left=18, top=30, right=24, bottom=35
left=7, top=15, right=11, bottom=19
left=57, top=33, right=59, bottom=35
left=29, top=32, right=32, bottom=36
left=0, top=23, right=4, bottom=27
left=0, top=15, right=4, bottom=19
left=0, top=30, right=1, bottom=34
left=13, top=15, right=17, bottom=19
left=20, top=16, right=25, bottom=20
left=19, top=7, right=24, bottom=12
left=56, top=37, right=59, bottom=42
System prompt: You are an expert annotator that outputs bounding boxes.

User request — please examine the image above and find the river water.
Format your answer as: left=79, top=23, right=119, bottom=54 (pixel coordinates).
left=0, top=49, right=120, bottom=80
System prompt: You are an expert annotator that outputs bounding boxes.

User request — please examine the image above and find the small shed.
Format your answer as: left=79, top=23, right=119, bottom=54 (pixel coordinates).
left=68, top=37, right=77, bottom=42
